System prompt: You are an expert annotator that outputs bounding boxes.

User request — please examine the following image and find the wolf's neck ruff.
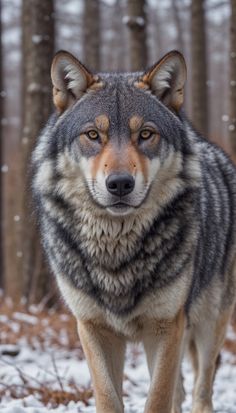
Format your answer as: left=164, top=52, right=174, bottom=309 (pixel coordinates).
left=42, top=196, right=197, bottom=315
left=33, top=128, right=199, bottom=316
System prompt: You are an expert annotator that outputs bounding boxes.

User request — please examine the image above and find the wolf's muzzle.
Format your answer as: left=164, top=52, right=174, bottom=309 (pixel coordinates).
left=106, top=173, right=135, bottom=197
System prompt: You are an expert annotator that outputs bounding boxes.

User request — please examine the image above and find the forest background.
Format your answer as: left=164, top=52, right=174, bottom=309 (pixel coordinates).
left=0, top=0, right=236, bottom=306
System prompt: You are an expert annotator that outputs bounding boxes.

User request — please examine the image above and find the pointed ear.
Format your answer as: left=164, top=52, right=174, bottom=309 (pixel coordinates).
left=139, top=51, right=187, bottom=111
left=51, top=50, right=97, bottom=113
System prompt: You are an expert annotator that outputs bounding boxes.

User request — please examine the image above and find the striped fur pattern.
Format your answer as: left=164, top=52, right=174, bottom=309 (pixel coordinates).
left=32, top=50, right=236, bottom=413
left=32, top=76, right=236, bottom=320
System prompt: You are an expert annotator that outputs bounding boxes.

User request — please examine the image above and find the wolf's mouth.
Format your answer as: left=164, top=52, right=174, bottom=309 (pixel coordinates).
left=106, top=202, right=134, bottom=216
left=111, top=202, right=130, bottom=208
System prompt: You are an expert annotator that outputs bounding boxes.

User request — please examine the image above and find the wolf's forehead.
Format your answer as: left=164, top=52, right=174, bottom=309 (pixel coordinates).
left=77, top=81, right=159, bottom=131
left=92, top=113, right=142, bottom=135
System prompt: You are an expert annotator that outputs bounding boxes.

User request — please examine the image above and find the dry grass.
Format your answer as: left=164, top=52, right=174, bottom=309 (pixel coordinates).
left=0, top=354, right=92, bottom=407
left=1, top=296, right=236, bottom=408
left=0, top=296, right=91, bottom=407
left=224, top=339, right=236, bottom=356
left=225, top=319, right=236, bottom=357
left=0, top=296, right=83, bottom=354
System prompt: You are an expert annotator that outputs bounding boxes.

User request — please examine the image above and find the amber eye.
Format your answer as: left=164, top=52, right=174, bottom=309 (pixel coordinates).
left=140, top=130, right=153, bottom=140
left=87, top=130, right=99, bottom=140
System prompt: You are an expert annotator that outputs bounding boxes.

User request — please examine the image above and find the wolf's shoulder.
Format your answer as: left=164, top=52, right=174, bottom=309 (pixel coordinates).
left=183, top=116, right=236, bottom=175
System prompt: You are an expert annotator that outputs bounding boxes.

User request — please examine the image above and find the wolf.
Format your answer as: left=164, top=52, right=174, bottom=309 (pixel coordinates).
left=32, top=49, right=236, bottom=413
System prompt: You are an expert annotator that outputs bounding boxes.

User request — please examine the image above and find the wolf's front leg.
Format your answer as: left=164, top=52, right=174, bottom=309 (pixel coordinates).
left=77, top=320, right=126, bottom=413
left=143, top=309, right=186, bottom=413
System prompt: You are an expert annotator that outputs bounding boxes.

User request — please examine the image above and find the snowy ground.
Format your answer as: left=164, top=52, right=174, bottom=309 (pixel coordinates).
left=0, top=308, right=236, bottom=413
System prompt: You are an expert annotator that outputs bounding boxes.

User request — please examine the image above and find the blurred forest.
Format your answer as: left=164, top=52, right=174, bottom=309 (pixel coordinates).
left=0, top=0, right=236, bottom=305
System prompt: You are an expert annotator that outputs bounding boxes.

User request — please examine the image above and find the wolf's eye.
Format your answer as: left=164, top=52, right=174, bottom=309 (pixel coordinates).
left=140, top=130, right=153, bottom=140
left=87, top=130, right=99, bottom=140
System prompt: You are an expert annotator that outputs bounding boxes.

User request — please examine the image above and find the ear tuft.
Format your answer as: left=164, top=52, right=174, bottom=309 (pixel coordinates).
left=64, top=63, right=89, bottom=96
left=139, top=51, right=187, bottom=111
left=51, top=51, right=96, bottom=113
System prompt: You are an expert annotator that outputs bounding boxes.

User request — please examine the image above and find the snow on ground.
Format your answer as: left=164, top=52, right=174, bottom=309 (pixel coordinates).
left=0, top=311, right=236, bottom=413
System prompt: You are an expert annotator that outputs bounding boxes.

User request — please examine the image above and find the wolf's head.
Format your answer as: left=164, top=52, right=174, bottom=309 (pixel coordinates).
left=47, top=50, right=190, bottom=217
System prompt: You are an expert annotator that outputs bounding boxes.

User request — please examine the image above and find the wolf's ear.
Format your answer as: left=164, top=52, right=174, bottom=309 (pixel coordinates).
left=51, top=51, right=96, bottom=113
left=139, top=51, right=187, bottom=111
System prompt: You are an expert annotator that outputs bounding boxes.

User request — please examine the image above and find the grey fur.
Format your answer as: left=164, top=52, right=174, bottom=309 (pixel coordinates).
left=32, top=67, right=236, bottom=318
left=32, top=51, right=236, bottom=412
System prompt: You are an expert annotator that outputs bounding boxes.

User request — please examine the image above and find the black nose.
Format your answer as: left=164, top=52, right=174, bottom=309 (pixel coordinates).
left=106, top=173, right=135, bottom=197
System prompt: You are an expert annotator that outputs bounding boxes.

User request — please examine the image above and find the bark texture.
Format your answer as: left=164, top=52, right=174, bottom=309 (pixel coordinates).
left=0, top=0, right=3, bottom=286
left=104, top=0, right=125, bottom=71
left=16, top=0, right=54, bottom=302
left=229, top=0, right=236, bottom=154
left=172, top=0, right=184, bottom=53
left=125, top=0, right=148, bottom=71
left=83, top=0, right=101, bottom=71
left=191, top=0, right=208, bottom=136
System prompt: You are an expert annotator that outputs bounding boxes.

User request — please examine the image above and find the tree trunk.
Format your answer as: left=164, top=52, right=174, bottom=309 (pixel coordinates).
left=103, top=0, right=125, bottom=71
left=191, top=0, right=208, bottom=136
left=147, top=5, right=163, bottom=64
left=229, top=0, right=236, bottom=155
left=83, top=0, right=101, bottom=71
left=0, top=0, right=3, bottom=286
left=19, top=0, right=54, bottom=303
left=125, top=0, right=148, bottom=71
left=171, top=0, right=185, bottom=53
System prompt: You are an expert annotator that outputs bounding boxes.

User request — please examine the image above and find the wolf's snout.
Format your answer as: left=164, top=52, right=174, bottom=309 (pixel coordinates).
left=106, top=173, right=135, bottom=197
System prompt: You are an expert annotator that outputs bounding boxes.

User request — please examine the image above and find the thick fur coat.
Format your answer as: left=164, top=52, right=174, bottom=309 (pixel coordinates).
left=32, top=50, right=236, bottom=413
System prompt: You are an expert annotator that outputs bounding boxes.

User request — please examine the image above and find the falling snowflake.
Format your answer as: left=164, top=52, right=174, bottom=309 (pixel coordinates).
left=1, top=165, right=9, bottom=173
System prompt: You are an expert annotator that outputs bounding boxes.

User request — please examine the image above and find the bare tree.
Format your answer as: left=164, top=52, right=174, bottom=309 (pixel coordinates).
left=112, top=0, right=126, bottom=71
left=83, top=0, right=101, bottom=71
left=191, top=0, right=208, bottom=136
left=101, top=0, right=126, bottom=71
left=18, top=0, right=55, bottom=302
left=0, top=0, right=3, bottom=286
left=147, top=5, right=164, bottom=63
left=125, top=0, right=148, bottom=71
left=232, top=0, right=236, bottom=326
left=229, top=0, right=236, bottom=155
left=171, top=0, right=185, bottom=53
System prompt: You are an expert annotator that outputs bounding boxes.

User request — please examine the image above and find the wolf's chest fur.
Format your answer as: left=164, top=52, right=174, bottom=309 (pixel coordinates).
left=42, top=174, right=197, bottom=316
